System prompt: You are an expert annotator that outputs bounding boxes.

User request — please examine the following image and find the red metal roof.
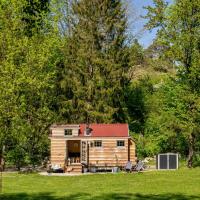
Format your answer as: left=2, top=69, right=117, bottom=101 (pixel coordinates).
left=79, top=124, right=129, bottom=137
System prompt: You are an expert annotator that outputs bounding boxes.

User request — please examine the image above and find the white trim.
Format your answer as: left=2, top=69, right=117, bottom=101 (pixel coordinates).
left=116, top=140, right=125, bottom=147
left=158, top=155, right=160, bottom=169
left=50, top=137, right=130, bottom=141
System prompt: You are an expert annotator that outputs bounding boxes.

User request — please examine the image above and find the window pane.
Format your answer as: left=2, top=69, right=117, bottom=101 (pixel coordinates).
left=64, top=129, right=72, bottom=136
left=94, top=141, right=102, bottom=147
left=117, top=140, right=125, bottom=147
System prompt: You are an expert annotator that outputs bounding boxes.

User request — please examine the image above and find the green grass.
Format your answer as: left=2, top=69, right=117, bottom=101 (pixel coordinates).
left=1, top=168, right=200, bottom=200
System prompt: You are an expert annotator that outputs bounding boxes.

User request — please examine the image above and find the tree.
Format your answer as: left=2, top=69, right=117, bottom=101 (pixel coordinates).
left=144, top=0, right=200, bottom=167
left=129, top=39, right=144, bottom=67
left=22, top=0, right=50, bottom=36
left=59, top=0, right=130, bottom=123
left=0, top=0, right=59, bottom=169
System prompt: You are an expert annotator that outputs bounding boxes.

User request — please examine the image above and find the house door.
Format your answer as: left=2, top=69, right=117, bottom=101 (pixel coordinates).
left=81, top=141, right=88, bottom=165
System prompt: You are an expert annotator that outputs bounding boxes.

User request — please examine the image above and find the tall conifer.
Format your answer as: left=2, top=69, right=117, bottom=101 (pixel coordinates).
left=60, top=0, right=130, bottom=123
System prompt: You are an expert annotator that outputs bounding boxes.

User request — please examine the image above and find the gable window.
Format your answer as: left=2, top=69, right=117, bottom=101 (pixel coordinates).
left=117, top=140, right=125, bottom=147
left=64, top=129, right=72, bottom=136
left=94, top=140, right=102, bottom=147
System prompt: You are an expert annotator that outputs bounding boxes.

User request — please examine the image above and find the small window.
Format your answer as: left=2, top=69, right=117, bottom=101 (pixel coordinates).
left=117, top=140, right=125, bottom=147
left=64, top=129, right=72, bottom=136
left=90, top=142, right=94, bottom=147
left=94, top=140, right=102, bottom=147
left=85, top=127, right=92, bottom=136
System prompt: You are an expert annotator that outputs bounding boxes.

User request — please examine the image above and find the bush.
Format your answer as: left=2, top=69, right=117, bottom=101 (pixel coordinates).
left=192, top=153, right=200, bottom=167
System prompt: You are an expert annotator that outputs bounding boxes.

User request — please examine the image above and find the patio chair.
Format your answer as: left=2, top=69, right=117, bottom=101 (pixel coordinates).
left=124, top=161, right=133, bottom=172
left=133, top=160, right=144, bottom=172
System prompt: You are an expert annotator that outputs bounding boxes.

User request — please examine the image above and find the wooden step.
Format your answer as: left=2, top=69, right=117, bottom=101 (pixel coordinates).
left=65, top=164, right=82, bottom=173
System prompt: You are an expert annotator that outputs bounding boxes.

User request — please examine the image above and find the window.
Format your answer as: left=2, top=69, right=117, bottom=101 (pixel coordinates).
left=90, top=142, right=94, bottom=147
left=94, top=140, right=102, bottom=147
left=64, top=129, right=72, bottom=136
left=117, top=140, right=125, bottom=147
left=84, top=127, right=92, bottom=136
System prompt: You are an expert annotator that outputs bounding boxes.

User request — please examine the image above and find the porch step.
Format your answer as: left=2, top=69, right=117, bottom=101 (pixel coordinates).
left=65, top=164, right=82, bottom=173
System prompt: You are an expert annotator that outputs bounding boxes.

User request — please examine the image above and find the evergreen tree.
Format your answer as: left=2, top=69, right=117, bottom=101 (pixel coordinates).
left=129, top=39, right=144, bottom=67
left=59, top=0, right=130, bottom=123
left=22, top=0, right=50, bottom=36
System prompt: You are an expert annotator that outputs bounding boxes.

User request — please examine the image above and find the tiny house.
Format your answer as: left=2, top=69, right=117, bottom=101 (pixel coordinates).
left=49, top=124, right=136, bottom=173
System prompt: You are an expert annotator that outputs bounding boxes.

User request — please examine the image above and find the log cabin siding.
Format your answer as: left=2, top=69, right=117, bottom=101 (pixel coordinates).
left=51, top=127, right=79, bottom=137
left=129, top=139, right=136, bottom=163
left=51, top=129, right=64, bottom=137
left=50, top=139, right=66, bottom=166
left=50, top=137, right=136, bottom=167
left=88, top=139, right=129, bottom=166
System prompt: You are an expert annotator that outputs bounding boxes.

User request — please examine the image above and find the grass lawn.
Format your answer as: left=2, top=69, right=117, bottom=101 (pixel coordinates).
left=1, top=168, right=200, bottom=200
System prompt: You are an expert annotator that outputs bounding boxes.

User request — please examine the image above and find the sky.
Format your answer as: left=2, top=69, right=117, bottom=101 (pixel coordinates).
left=128, top=0, right=172, bottom=48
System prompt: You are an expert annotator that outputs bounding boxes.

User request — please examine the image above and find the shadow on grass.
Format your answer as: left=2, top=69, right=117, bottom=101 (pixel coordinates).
left=0, top=192, right=200, bottom=200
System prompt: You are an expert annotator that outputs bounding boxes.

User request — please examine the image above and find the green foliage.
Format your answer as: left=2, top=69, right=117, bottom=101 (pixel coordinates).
left=58, top=0, right=130, bottom=123
left=0, top=0, right=199, bottom=170
left=129, top=39, right=144, bottom=66
left=145, top=0, right=200, bottom=88
left=0, top=0, right=60, bottom=169
left=22, top=0, right=50, bottom=36
left=0, top=0, right=131, bottom=168
left=142, top=0, right=200, bottom=167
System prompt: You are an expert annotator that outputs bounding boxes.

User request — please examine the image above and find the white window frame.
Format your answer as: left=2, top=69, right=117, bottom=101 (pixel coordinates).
left=117, top=140, right=125, bottom=147
left=64, top=129, right=72, bottom=136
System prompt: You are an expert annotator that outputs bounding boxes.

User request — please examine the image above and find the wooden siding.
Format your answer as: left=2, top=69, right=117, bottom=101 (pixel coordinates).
left=50, top=139, right=66, bottom=167
left=88, top=139, right=129, bottom=166
left=51, top=128, right=79, bottom=137
left=129, top=139, right=136, bottom=164
left=50, top=136, right=136, bottom=168
left=52, top=129, right=64, bottom=137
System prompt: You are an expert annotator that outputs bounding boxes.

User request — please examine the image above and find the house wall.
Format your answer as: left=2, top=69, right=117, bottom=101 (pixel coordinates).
left=51, top=129, right=64, bottom=137
left=88, top=138, right=131, bottom=166
left=129, top=139, right=136, bottom=164
left=51, top=125, right=79, bottom=137
left=50, top=137, right=136, bottom=167
left=50, top=139, right=66, bottom=167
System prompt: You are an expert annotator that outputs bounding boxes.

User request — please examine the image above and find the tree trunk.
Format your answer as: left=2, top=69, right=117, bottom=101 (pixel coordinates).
left=0, top=146, right=5, bottom=171
left=187, top=134, right=195, bottom=168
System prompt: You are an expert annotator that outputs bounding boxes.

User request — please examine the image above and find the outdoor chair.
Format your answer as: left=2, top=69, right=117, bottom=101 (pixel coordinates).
left=124, top=161, right=133, bottom=172
left=133, top=160, right=144, bottom=172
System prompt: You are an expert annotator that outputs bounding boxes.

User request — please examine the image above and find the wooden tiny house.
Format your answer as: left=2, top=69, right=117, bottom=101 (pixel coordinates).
left=49, top=124, right=136, bottom=173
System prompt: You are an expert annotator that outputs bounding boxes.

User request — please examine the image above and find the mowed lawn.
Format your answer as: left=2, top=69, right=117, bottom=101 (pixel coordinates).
left=1, top=168, right=200, bottom=200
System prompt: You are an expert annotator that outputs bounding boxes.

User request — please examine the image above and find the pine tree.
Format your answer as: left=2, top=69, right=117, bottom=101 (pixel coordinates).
left=59, top=0, right=130, bottom=123
left=129, top=39, right=144, bottom=67
left=22, top=0, right=50, bottom=36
